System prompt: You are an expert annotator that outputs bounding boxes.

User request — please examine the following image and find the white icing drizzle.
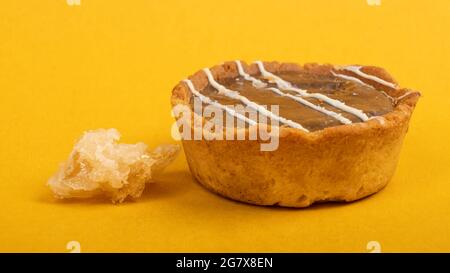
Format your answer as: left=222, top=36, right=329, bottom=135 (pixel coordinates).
left=255, top=61, right=370, bottom=121
left=340, top=65, right=398, bottom=89
left=331, top=70, right=373, bottom=88
left=182, top=79, right=257, bottom=126
left=331, top=70, right=395, bottom=103
left=266, top=88, right=352, bottom=124
left=395, top=91, right=418, bottom=103
left=235, top=61, right=351, bottom=124
left=254, top=61, right=292, bottom=89
left=202, top=68, right=309, bottom=132
left=234, top=60, right=267, bottom=88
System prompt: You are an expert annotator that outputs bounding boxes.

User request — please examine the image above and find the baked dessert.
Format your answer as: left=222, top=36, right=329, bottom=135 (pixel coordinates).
left=48, top=129, right=180, bottom=203
left=171, top=60, right=420, bottom=207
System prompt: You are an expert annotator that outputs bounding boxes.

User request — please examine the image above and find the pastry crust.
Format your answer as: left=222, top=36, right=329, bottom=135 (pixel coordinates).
left=171, top=61, right=420, bottom=207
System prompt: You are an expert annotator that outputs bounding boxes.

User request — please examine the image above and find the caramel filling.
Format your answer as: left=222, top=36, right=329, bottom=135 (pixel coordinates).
left=188, top=63, right=395, bottom=132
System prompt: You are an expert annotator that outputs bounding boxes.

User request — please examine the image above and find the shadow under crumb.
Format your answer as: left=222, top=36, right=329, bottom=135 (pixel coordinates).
left=37, top=170, right=195, bottom=205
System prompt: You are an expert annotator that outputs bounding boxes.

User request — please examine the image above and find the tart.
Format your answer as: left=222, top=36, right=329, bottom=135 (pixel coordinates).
left=171, top=60, right=420, bottom=207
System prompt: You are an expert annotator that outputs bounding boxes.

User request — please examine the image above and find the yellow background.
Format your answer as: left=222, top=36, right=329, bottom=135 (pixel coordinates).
left=0, top=0, right=449, bottom=252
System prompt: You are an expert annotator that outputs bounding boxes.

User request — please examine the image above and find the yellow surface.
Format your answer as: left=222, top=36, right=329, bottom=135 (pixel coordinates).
left=0, top=0, right=449, bottom=253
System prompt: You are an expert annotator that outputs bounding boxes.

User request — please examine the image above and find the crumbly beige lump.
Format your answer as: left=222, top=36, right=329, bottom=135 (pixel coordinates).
left=48, top=128, right=180, bottom=203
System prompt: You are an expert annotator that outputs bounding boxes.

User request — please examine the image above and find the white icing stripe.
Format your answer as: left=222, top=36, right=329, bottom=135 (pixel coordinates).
left=395, top=91, right=419, bottom=102
left=233, top=61, right=351, bottom=124
left=331, top=70, right=395, bottom=103
left=255, top=61, right=370, bottom=121
left=266, top=88, right=352, bottom=124
left=254, top=61, right=292, bottom=89
left=331, top=70, right=373, bottom=88
left=341, top=66, right=398, bottom=89
left=182, top=79, right=257, bottom=126
left=234, top=60, right=267, bottom=88
left=203, top=68, right=309, bottom=132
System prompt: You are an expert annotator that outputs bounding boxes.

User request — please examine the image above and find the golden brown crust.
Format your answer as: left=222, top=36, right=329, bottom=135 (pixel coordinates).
left=171, top=61, right=420, bottom=207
